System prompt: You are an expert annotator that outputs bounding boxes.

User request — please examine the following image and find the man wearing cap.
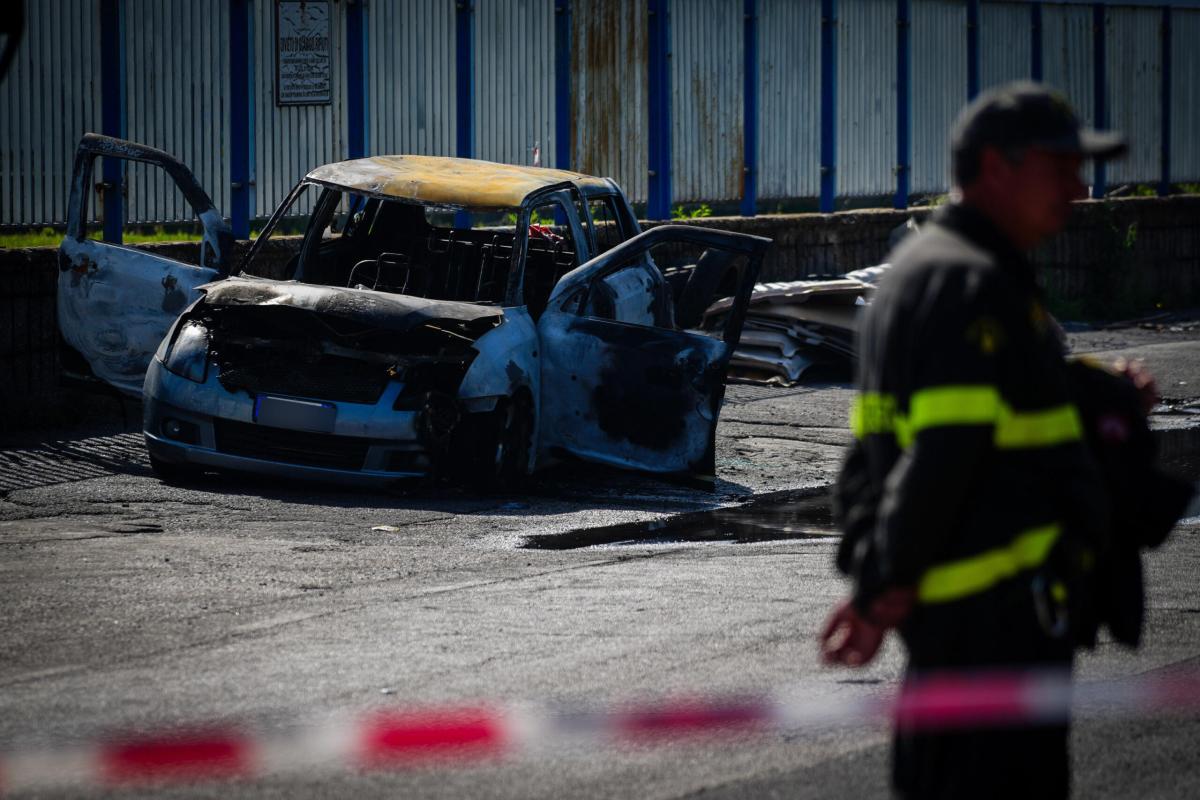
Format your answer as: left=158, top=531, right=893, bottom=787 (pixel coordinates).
left=818, top=82, right=1128, bottom=798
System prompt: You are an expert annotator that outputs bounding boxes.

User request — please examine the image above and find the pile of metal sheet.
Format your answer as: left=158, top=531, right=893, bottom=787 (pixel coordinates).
left=702, top=220, right=913, bottom=386
left=702, top=275, right=880, bottom=386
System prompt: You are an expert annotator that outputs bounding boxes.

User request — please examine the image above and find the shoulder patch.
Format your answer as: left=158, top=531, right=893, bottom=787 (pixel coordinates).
left=966, top=316, right=1005, bottom=355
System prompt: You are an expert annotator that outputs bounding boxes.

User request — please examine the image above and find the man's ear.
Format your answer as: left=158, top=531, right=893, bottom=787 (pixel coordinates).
left=975, top=146, right=1013, bottom=189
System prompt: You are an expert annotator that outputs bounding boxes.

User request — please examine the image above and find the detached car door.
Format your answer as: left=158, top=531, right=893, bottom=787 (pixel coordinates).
left=537, top=225, right=768, bottom=477
left=58, top=134, right=233, bottom=396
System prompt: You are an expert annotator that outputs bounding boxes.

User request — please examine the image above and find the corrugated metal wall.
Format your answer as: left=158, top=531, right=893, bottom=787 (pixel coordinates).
left=980, top=1, right=1031, bottom=91
left=571, top=0, right=647, bottom=203
left=476, top=0, right=557, bottom=169
left=1106, top=6, right=1163, bottom=185
left=253, top=0, right=346, bottom=220
left=368, top=0, right=456, bottom=160
left=0, top=0, right=103, bottom=227
left=1041, top=2, right=1095, bottom=190
left=1171, top=9, right=1200, bottom=182
left=8, top=1, right=1200, bottom=228
left=123, top=0, right=230, bottom=225
left=757, top=0, right=820, bottom=201
left=911, top=0, right=966, bottom=194
left=837, top=0, right=896, bottom=198
left=670, top=0, right=743, bottom=203
left=1042, top=3, right=1094, bottom=127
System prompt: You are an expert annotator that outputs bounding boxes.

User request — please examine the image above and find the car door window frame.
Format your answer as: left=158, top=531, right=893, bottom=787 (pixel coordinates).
left=548, top=224, right=769, bottom=346
left=65, top=134, right=233, bottom=276
left=509, top=181, right=591, bottom=308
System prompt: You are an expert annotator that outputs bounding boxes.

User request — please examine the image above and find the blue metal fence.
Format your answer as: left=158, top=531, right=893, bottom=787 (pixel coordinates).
left=2, top=0, right=1199, bottom=234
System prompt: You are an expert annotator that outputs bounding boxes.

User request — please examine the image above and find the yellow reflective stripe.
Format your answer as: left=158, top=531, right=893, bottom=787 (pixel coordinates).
left=849, top=387, right=1082, bottom=450
left=850, top=392, right=897, bottom=439
left=901, top=386, right=1001, bottom=447
left=994, top=403, right=1083, bottom=449
left=917, top=524, right=1062, bottom=604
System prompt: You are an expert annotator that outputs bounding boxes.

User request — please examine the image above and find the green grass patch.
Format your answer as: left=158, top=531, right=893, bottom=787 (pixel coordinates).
left=0, top=225, right=211, bottom=249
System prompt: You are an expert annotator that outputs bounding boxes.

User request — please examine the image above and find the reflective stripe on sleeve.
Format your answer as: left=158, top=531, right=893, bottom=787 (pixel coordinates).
left=849, top=386, right=1082, bottom=450
left=850, top=392, right=897, bottom=439
left=917, top=524, right=1061, bottom=604
left=993, top=403, right=1083, bottom=449
left=900, top=386, right=1002, bottom=447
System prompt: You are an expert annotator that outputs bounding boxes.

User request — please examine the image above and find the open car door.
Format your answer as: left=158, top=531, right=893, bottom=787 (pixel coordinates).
left=58, top=134, right=233, bottom=396
left=537, top=224, right=769, bottom=477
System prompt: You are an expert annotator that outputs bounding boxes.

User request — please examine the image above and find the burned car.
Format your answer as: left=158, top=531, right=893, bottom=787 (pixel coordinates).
left=59, top=134, right=768, bottom=486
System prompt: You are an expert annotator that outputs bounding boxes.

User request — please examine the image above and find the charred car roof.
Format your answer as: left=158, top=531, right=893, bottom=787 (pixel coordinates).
left=304, top=155, right=615, bottom=209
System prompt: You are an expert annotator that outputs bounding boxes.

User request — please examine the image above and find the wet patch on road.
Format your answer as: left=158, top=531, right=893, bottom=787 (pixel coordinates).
left=522, top=490, right=837, bottom=549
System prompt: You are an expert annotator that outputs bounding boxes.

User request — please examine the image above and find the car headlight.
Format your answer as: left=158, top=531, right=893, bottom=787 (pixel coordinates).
left=162, top=320, right=210, bottom=383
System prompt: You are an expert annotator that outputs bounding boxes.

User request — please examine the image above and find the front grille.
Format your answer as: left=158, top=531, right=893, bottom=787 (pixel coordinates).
left=214, top=419, right=370, bottom=471
left=216, top=354, right=389, bottom=404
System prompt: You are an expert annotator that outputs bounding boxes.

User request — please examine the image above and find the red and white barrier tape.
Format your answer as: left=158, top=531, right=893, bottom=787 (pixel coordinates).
left=3, top=668, right=1198, bottom=793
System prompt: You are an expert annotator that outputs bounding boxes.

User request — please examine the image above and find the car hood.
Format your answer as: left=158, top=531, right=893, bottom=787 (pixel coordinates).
left=200, top=277, right=505, bottom=334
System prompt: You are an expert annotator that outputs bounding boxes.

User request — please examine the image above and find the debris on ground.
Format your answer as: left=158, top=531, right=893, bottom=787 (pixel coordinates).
left=703, top=275, right=877, bottom=386
left=701, top=219, right=916, bottom=387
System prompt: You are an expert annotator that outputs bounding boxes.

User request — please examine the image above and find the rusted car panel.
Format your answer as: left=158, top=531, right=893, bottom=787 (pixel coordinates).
left=305, top=155, right=614, bottom=208
left=60, top=135, right=770, bottom=486
left=58, top=237, right=222, bottom=396
left=58, top=135, right=233, bottom=396
left=539, top=226, right=768, bottom=475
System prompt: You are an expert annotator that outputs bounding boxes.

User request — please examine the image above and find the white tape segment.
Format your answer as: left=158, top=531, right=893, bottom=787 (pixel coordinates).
left=2, top=668, right=1198, bottom=794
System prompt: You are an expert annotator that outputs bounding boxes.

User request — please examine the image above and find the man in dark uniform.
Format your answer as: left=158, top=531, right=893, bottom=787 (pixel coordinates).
left=818, top=83, right=1130, bottom=798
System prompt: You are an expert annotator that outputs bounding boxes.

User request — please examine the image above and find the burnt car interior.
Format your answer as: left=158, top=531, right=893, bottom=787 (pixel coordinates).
left=567, top=240, right=745, bottom=335
left=290, top=190, right=580, bottom=313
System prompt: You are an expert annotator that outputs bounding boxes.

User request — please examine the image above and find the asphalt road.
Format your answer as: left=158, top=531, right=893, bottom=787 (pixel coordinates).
left=1, top=323, right=1198, bottom=799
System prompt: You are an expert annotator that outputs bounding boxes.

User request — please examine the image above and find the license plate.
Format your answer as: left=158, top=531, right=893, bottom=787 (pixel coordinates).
left=254, top=396, right=337, bottom=433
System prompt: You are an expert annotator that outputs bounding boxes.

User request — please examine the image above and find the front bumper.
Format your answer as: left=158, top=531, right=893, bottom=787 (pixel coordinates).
left=143, top=359, right=436, bottom=486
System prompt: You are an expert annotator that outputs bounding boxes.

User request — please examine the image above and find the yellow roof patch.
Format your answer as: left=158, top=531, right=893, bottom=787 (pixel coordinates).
left=305, top=155, right=611, bottom=208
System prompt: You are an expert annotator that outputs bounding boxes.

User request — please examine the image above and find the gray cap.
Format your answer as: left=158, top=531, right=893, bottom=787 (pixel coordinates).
left=951, top=82, right=1126, bottom=181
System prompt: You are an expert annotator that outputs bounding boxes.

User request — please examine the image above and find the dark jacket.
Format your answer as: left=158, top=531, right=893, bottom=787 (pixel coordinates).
left=1064, top=359, right=1194, bottom=646
left=834, top=203, right=1111, bottom=664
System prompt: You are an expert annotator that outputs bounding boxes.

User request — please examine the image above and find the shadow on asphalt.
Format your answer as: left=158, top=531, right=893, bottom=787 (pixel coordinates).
left=147, top=458, right=755, bottom=516
left=524, top=488, right=834, bottom=549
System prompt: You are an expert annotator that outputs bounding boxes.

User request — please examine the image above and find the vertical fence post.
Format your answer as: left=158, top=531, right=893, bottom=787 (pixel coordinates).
left=99, top=0, right=125, bottom=243
left=455, top=1, right=475, bottom=228
left=1159, top=5, right=1171, bottom=197
left=346, top=0, right=368, bottom=160
left=1031, top=2, right=1043, bottom=82
left=895, top=0, right=911, bottom=210
left=967, top=0, right=980, bottom=100
left=819, top=0, right=836, bottom=214
left=1092, top=2, right=1106, bottom=198
left=554, top=0, right=571, bottom=170
left=456, top=1, right=475, bottom=160
left=741, top=0, right=757, bottom=217
left=647, top=0, right=672, bottom=221
left=229, top=0, right=251, bottom=239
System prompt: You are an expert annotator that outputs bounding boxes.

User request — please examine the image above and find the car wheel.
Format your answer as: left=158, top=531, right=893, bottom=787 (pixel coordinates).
left=149, top=453, right=201, bottom=484
left=473, top=394, right=533, bottom=491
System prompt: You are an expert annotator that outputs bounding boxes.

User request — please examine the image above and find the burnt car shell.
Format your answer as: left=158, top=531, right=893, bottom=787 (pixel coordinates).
left=144, top=277, right=508, bottom=485
left=58, top=135, right=771, bottom=487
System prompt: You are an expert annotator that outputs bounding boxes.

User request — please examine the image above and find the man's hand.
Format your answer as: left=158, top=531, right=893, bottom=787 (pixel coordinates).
left=820, top=600, right=886, bottom=667
left=1114, top=357, right=1160, bottom=415
left=819, top=588, right=916, bottom=667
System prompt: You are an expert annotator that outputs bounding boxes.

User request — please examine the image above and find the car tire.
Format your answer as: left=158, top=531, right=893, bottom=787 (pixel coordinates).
left=149, top=453, right=201, bottom=484
left=472, top=394, right=533, bottom=492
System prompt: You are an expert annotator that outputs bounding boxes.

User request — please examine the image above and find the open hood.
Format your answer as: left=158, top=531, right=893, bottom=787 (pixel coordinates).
left=201, top=277, right=504, bottom=335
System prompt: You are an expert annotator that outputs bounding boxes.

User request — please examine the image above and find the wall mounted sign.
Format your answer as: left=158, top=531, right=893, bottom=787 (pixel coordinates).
left=275, top=0, right=332, bottom=106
